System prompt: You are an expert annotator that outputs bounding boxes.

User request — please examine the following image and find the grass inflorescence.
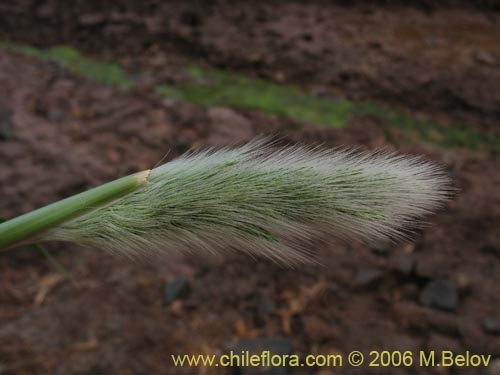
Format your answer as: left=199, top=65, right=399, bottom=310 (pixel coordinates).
left=40, top=139, right=452, bottom=264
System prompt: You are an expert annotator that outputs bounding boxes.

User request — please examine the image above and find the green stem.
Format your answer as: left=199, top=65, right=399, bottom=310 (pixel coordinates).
left=0, top=170, right=150, bottom=251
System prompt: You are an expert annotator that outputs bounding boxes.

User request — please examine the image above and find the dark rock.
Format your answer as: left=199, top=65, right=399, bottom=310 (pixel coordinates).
left=164, top=275, right=190, bottom=305
left=419, top=279, right=459, bottom=312
left=483, top=318, right=500, bottom=335
left=353, top=268, right=384, bottom=289
left=232, top=337, right=291, bottom=375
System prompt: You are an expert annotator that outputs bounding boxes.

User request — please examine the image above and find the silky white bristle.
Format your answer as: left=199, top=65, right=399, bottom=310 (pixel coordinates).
left=43, top=138, right=452, bottom=264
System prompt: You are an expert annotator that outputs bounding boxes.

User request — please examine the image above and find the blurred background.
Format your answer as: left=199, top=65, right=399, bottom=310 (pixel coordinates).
left=0, top=1, right=499, bottom=374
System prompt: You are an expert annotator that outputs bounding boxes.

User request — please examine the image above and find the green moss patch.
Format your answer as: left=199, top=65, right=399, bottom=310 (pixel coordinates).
left=1, top=41, right=498, bottom=154
left=0, top=42, right=133, bottom=88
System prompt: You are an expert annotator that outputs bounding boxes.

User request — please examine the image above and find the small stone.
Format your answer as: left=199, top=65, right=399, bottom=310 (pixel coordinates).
left=353, top=268, right=384, bottom=289
left=419, top=279, right=459, bottom=312
left=483, top=318, right=500, bottom=335
left=164, top=275, right=190, bottom=306
left=233, top=337, right=291, bottom=375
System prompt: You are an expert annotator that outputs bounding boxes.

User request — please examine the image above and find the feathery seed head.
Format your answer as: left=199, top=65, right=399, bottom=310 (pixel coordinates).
left=42, top=139, right=452, bottom=264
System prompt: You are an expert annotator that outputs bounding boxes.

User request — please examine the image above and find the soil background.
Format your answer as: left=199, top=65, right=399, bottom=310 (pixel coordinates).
left=0, top=1, right=499, bottom=374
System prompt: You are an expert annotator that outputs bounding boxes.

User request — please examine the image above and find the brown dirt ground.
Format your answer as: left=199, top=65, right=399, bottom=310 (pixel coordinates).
left=2, top=1, right=500, bottom=133
left=0, top=2, right=499, bottom=375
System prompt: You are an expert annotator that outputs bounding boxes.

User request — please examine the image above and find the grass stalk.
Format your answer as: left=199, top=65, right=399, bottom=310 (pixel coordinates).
left=0, top=170, right=149, bottom=251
